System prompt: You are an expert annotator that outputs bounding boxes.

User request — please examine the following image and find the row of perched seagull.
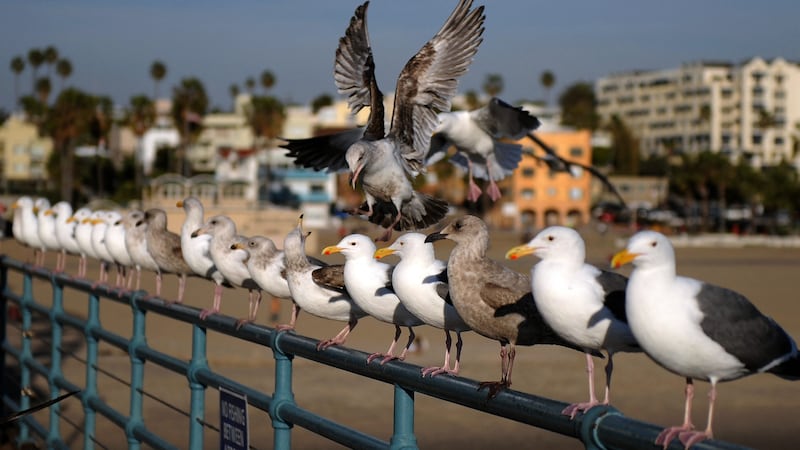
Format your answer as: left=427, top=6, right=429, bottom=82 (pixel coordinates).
left=9, top=195, right=798, bottom=447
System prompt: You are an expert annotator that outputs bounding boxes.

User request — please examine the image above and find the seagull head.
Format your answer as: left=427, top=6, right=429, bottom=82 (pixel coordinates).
left=323, top=234, right=376, bottom=260
left=505, top=226, right=585, bottom=263
left=375, top=232, right=429, bottom=260
left=611, top=230, right=674, bottom=270
left=425, top=215, right=487, bottom=246
left=345, top=142, right=369, bottom=189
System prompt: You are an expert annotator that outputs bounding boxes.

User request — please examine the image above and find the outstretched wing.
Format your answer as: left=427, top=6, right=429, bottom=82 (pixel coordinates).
left=281, top=128, right=364, bottom=172
left=390, top=0, right=485, bottom=173
left=333, top=1, right=385, bottom=141
left=478, top=98, right=541, bottom=139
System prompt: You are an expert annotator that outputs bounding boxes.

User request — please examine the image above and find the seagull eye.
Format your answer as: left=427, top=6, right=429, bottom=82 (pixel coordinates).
left=350, top=241, right=357, bottom=246
left=547, top=235, right=554, bottom=241
left=650, top=241, right=657, bottom=247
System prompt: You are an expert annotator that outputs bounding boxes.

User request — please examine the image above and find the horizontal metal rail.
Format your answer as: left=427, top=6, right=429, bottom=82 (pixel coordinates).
left=0, top=255, right=749, bottom=449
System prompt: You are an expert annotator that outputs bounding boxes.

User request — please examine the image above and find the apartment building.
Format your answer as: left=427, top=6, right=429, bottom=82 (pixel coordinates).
left=0, top=115, right=53, bottom=191
left=596, top=57, right=800, bottom=167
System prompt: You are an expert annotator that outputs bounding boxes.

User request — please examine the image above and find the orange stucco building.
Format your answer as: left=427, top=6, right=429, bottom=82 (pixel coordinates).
left=504, top=130, right=593, bottom=230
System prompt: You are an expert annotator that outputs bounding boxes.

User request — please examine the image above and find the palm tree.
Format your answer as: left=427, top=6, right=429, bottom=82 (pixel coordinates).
left=27, top=48, right=44, bottom=93
left=150, top=60, right=167, bottom=100
left=311, top=93, right=333, bottom=114
left=540, top=70, right=556, bottom=105
left=247, top=96, right=286, bottom=143
left=171, top=77, right=209, bottom=176
left=43, top=46, right=59, bottom=76
left=35, top=77, right=52, bottom=105
left=47, top=88, right=99, bottom=203
left=260, top=70, right=275, bottom=93
left=56, top=59, right=72, bottom=90
left=464, top=90, right=481, bottom=110
left=229, top=83, right=240, bottom=111
left=245, top=77, right=256, bottom=95
left=10, top=56, right=25, bottom=108
left=482, top=73, right=504, bottom=98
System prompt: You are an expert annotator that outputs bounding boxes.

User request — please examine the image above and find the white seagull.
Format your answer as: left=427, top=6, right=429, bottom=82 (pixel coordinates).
left=426, top=97, right=540, bottom=202
left=192, top=215, right=260, bottom=325
left=66, top=208, right=93, bottom=277
left=37, top=199, right=61, bottom=269
left=104, top=210, right=133, bottom=289
left=283, top=216, right=366, bottom=350
left=506, top=226, right=640, bottom=418
left=324, top=234, right=424, bottom=364
left=235, top=236, right=295, bottom=327
left=612, top=230, right=800, bottom=449
left=52, top=202, right=81, bottom=273
left=283, top=0, right=485, bottom=241
left=375, top=232, right=470, bottom=376
left=122, top=210, right=160, bottom=292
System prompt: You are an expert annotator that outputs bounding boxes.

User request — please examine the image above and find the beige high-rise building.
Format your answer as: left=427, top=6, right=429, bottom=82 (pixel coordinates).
left=596, top=57, right=800, bottom=168
left=0, top=115, right=53, bottom=190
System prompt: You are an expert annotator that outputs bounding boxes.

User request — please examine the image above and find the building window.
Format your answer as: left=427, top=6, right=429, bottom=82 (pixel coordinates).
left=546, top=187, right=557, bottom=197
left=520, top=188, right=535, bottom=199
left=775, top=137, right=784, bottom=146
left=569, top=147, right=583, bottom=158
left=13, top=145, right=25, bottom=156
left=752, top=134, right=762, bottom=145
left=310, top=184, right=325, bottom=193
left=569, top=188, right=583, bottom=200
left=521, top=167, right=535, bottom=178
left=13, top=163, right=26, bottom=174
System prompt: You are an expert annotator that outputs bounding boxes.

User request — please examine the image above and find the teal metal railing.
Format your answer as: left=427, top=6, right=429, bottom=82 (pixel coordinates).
left=0, top=255, right=748, bottom=450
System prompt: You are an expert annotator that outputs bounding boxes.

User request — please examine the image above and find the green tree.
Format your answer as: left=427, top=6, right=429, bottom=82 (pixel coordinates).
left=27, top=48, right=44, bottom=93
left=482, top=73, right=504, bottom=98
left=56, top=59, right=72, bottom=90
left=311, top=93, right=333, bottom=114
left=43, top=46, right=58, bottom=76
left=171, top=77, right=208, bottom=176
left=607, top=115, right=639, bottom=175
left=540, top=70, right=555, bottom=105
left=559, top=82, right=599, bottom=130
left=464, top=90, right=480, bottom=110
left=260, top=70, right=275, bottom=93
left=35, top=77, right=52, bottom=104
left=46, top=88, right=100, bottom=203
left=150, top=60, right=167, bottom=100
left=247, top=95, right=286, bottom=143
left=245, top=77, right=256, bottom=95
left=10, top=56, right=25, bottom=108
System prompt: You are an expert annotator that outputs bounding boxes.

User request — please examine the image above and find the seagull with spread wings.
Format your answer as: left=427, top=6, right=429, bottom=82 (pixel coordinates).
left=283, top=0, right=485, bottom=241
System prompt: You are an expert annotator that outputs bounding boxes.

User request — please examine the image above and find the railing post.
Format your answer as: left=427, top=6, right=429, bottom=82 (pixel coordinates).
left=17, top=271, right=34, bottom=445
left=46, top=277, right=65, bottom=448
left=389, top=384, right=417, bottom=450
left=82, top=292, right=100, bottom=450
left=126, top=293, right=147, bottom=450
left=187, top=323, right=208, bottom=450
left=270, top=331, right=295, bottom=450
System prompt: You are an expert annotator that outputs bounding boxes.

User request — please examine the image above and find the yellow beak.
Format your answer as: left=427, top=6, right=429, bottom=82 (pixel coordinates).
left=176, top=200, right=184, bottom=207
left=232, top=242, right=245, bottom=250
left=505, top=244, right=535, bottom=260
left=611, top=249, right=638, bottom=269
left=44, top=209, right=55, bottom=216
left=374, top=247, right=395, bottom=259
left=322, top=245, right=342, bottom=256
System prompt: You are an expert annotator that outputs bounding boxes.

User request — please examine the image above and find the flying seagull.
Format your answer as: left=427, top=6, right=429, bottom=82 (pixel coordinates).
left=612, top=230, right=799, bottom=448
left=283, top=0, right=485, bottom=241
left=426, top=97, right=540, bottom=203
left=524, top=132, right=627, bottom=208
left=506, top=226, right=640, bottom=418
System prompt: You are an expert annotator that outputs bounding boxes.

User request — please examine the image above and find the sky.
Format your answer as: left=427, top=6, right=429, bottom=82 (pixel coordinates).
left=1, top=0, right=799, bottom=113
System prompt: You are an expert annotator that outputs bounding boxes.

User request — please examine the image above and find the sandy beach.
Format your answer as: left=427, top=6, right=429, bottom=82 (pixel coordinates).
left=3, top=222, right=800, bottom=449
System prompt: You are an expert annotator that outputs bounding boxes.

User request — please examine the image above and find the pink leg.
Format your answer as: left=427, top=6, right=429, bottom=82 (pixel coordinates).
left=422, top=330, right=462, bottom=377
left=317, top=318, right=358, bottom=350
left=200, top=284, right=224, bottom=320
left=562, top=352, right=601, bottom=419
left=678, top=382, right=717, bottom=448
left=236, top=290, right=263, bottom=329
left=465, top=159, right=483, bottom=203
left=486, top=178, right=502, bottom=202
left=656, top=378, right=696, bottom=448
left=478, top=343, right=514, bottom=398
left=174, top=274, right=187, bottom=304
left=276, top=303, right=300, bottom=331
left=135, top=267, right=142, bottom=290
left=155, top=271, right=162, bottom=297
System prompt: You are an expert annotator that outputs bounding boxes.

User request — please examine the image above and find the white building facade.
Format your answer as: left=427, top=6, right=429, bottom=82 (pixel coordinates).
left=596, top=57, right=800, bottom=168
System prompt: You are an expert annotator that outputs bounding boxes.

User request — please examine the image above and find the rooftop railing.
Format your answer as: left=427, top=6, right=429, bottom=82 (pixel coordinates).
left=0, top=255, right=749, bottom=449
